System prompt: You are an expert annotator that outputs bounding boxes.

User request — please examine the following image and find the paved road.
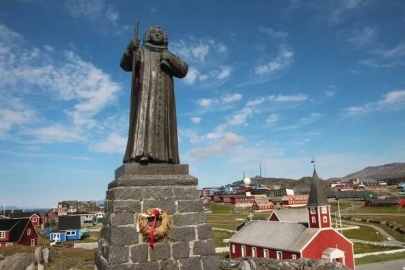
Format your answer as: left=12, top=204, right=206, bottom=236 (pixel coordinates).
left=356, top=259, right=405, bottom=270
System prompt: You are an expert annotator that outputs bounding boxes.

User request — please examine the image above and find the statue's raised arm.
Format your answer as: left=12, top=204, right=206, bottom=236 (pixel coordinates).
left=119, top=25, right=189, bottom=165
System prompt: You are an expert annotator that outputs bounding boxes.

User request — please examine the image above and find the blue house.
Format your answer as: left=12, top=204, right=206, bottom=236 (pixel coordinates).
left=49, top=215, right=82, bottom=242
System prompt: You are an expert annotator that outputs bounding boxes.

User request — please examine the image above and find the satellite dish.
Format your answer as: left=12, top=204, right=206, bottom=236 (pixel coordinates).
left=243, top=177, right=252, bottom=186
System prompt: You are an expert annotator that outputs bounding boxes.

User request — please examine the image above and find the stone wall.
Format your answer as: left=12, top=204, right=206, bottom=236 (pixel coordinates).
left=95, top=163, right=219, bottom=269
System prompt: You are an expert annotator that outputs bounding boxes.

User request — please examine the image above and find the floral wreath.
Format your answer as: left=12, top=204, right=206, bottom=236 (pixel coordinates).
left=136, top=208, right=171, bottom=248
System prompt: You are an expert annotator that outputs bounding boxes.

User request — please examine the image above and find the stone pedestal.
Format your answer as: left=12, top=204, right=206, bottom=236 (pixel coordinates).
left=95, top=164, right=220, bottom=270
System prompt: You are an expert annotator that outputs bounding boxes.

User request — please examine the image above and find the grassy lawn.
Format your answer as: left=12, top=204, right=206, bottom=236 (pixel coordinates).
left=212, top=230, right=234, bottom=247
left=355, top=251, right=405, bottom=265
left=353, top=243, right=402, bottom=254
left=342, top=214, right=405, bottom=224
left=341, top=225, right=386, bottom=242
left=329, top=201, right=363, bottom=212
left=207, top=212, right=270, bottom=231
left=348, top=206, right=405, bottom=214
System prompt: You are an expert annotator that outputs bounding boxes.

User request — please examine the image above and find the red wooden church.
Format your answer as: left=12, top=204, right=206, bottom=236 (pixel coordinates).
left=229, top=169, right=355, bottom=269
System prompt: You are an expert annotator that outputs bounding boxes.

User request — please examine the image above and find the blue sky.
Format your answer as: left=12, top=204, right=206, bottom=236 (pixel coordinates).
left=1, top=0, right=404, bottom=208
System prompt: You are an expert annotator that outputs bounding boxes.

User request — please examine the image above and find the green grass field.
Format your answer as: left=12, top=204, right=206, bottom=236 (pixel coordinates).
left=341, top=225, right=386, bottom=242
left=355, top=251, right=405, bottom=265
left=348, top=206, right=405, bottom=214
left=342, top=214, right=405, bottom=224
left=329, top=201, right=363, bottom=212
left=353, top=243, right=402, bottom=254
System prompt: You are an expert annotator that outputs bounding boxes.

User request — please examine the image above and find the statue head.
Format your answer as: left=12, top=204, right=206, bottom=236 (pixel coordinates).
left=143, top=26, right=168, bottom=47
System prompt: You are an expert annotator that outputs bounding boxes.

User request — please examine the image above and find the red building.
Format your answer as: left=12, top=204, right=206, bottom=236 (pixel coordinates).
left=252, top=198, right=274, bottom=212
left=0, top=218, right=38, bottom=247
left=10, top=212, right=43, bottom=227
left=365, top=198, right=405, bottom=207
left=268, top=208, right=308, bottom=223
left=229, top=169, right=355, bottom=269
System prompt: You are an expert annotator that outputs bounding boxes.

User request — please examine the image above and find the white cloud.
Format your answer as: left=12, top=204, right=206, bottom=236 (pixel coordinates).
left=191, top=117, right=202, bottom=124
left=170, top=37, right=227, bottom=64
left=0, top=150, right=90, bottom=160
left=183, top=67, right=199, bottom=85
left=222, top=93, right=242, bottom=103
left=324, top=85, right=337, bottom=97
left=0, top=23, right=122, bottom=145
left=328, top=0, right=371, bottom=24
left=90, top=133, right=126, bottom=153
left=196, top=93, right=242, bottom=108
left=258, top=27, right=288, bottom=39
left=170, top=37, right=231, bottom=87
left=371, top=42, right=405, bottom=58
left=23, top=125, right=84, bottom=143
left=0, top=96, right=37, bottom=138
left=246, top=94, right=307, bottom=107
left=197, top=98, right=214, bottom=107
left=348, top=27, right=377, bottom=46
left=64, top=0, right=119, bottom=23
left=266, top=113, right=279, bottom=124
left=254, top=46, right=294, bottom=75
left=189, top=132, right=244, bottom=158
left=342, top=90, right=405, bottom=116
left=274, top=113, right=322, bottom=131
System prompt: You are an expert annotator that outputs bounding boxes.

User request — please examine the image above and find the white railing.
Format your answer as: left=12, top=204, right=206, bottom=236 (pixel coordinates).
left=354, top=249, right=405, bottom=258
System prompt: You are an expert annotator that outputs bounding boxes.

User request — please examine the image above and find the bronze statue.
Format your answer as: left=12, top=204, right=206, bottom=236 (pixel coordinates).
left=120, top=25, right=189, bottom=165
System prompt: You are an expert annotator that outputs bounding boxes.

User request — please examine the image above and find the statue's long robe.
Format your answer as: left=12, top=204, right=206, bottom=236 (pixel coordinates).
left=120, top=45, right=188, bottom=164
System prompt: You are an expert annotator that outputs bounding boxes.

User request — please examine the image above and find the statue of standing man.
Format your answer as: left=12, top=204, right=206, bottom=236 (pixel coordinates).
left=120, top=25, right=189, bottom=165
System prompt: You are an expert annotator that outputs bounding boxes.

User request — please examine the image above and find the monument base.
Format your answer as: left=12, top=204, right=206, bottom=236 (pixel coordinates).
left=95, top=163, right=220, bottom=270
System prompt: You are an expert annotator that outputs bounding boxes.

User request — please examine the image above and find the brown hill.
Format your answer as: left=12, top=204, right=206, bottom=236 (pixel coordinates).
left=341, top=162, right=405, bottom=182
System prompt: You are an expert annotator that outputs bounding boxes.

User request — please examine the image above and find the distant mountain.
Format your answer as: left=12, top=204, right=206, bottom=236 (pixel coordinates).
left=341, top=162, right=405, bottom=182
left=247, top=176, right=324, bottom=194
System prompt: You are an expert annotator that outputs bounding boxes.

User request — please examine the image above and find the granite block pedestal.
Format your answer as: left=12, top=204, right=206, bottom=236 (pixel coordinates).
left=95, top=164, right=220, bottom=270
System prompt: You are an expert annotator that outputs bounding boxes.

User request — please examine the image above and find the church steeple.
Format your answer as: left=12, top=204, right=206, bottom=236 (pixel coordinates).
left=306, top=160, right=331, bottom=228
left=307, top=169, right=329, bottom=207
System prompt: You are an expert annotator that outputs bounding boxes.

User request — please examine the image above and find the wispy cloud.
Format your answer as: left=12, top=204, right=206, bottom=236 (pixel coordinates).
left=170, top=37, right=231, bottom=86
left=0, top=23, right=122, bottom=146
left=191, top=117, right=201, bottom=124
left=324, top=85, right=337, bottom=97
left=258, top=27, right=288, bottom=39
left=266, top=113, right=279, bottom=124
left=342, top=90, right=405, bottom=116
left=328, top=0, right=372, bottom=25
left=188, top=132, right=244, bottom=158
left=359, top=42, right=405, bottom=68
left=246, top=94, right=308, bottom=107
left=347, top=26, right=378, bottom=47
left=253, top=46, right=294, bottom=75
left=0, top=150, right=90, bottom=160
left=196, top=93, right=242, bottom=108
left=274, top=113, right=322, bottom=131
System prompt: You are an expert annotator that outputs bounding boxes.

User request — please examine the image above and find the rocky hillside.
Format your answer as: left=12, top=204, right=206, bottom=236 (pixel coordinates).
left=341, top=162, right=405, bottom=182
left=242, top=176, right=326, bottom=194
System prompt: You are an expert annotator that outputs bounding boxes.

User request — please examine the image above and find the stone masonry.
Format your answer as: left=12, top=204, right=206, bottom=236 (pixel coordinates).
left=95, top=163, right=220, bottom=269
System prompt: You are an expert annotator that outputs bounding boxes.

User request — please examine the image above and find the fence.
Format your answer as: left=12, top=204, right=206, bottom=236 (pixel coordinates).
left=354, top=248, right=405, bottom=258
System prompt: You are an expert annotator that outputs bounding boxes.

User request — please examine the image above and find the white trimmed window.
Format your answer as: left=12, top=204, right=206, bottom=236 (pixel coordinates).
left=263, top=249, right=269, bottom=258
left=0, top=231, right=5, bottom=238
left=276, top=251, right=282, bottom=260
left=252, top=247, right=257, bottom=257
left=310, top=207, right=316, bottom=214
left=241, top=245, right=246, bottom=257
left=32, top=217, right=37, bottom=222
left=27, top=228, right=31, bottom=236
left=311, top=216, right=316, bottom=223
left=321, top=206, right=327, bottom=214
left=323, top=216, right=328, bottom=223
left=232, top=244, right=235, bottom=253
left=292, top=254, right=297, bottom=260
